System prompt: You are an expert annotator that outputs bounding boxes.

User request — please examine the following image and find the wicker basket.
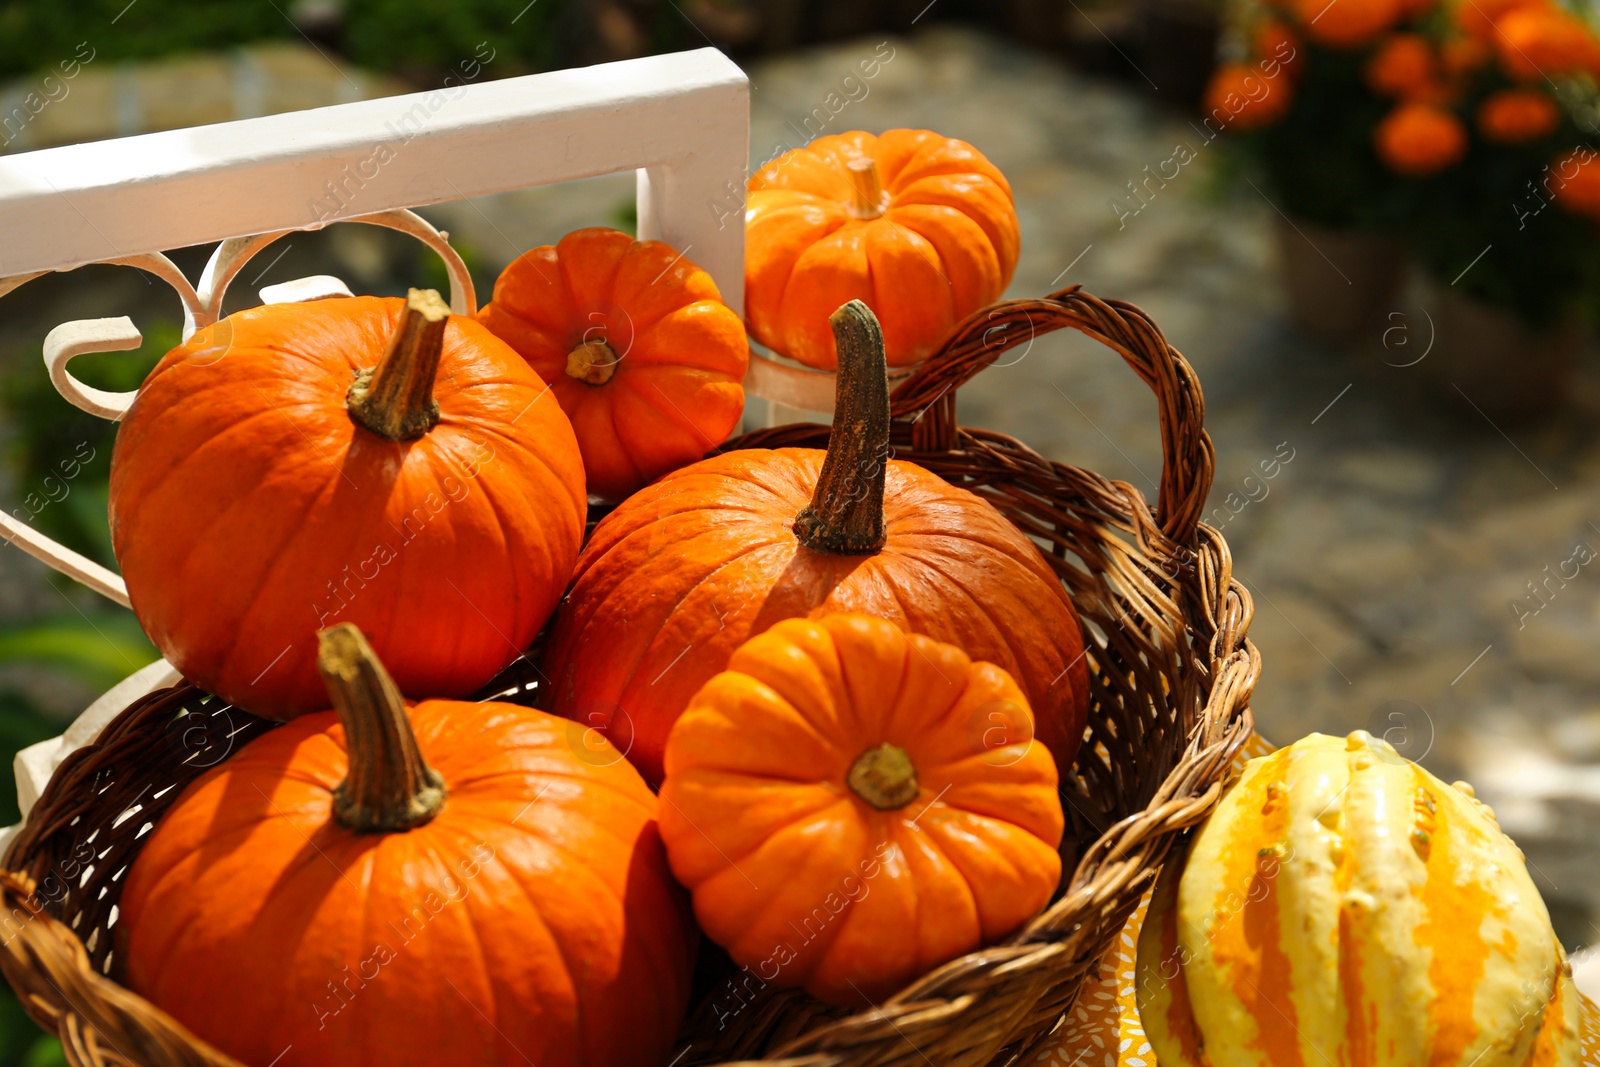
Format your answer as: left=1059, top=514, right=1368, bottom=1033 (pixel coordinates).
left=0, top=285, right=1258, bottom=1067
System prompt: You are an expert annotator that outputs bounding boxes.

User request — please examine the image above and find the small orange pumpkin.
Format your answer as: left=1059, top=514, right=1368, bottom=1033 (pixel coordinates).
left=659, top=613, right=1064, bottom=1007
left=542, top=301, right=1088, bottom=788
left=109, top=289, right=586, bottom=718
left=745, top=129, right=1020, bottom=370
left=477, top=227, right=749, bottom=501
left=119, top=624, right=695, bottom=1067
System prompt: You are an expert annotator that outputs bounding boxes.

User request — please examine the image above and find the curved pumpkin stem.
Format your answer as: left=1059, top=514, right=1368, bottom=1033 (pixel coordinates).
left=794, top=300, right=889, bottom=555
left=846, top=158, right=886, bottom=220
left=347, top=288, right=449, bottom=440
left=318, top=623, right=446, bottom=833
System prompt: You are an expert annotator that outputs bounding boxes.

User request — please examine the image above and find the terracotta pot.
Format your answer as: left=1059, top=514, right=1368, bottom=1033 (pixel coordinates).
left=1412, top=275, right=1580, bottom=423
left=1275, top=218, right=1407, bottom=343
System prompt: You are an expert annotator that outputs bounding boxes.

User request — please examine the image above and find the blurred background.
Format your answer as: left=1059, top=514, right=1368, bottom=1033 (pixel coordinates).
left=1, top=0, right=1598, bottom=1060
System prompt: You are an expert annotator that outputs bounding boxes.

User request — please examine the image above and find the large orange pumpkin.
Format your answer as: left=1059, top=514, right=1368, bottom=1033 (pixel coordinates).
left=109, top=289, right=586, bottom=719
left=659, top=614, right=1064, bottom=1007
left=477, top=227, right=749, bottom=501
left=119, top=624, right=695, bottom=1067
left=745, top=128, right=1021, bottom=369
left=542, top=300, right=1088, bottom=788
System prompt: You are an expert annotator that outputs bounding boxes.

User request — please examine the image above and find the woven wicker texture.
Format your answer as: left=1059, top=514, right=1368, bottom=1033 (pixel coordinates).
left=0, top=286, right=1258, bottom=1067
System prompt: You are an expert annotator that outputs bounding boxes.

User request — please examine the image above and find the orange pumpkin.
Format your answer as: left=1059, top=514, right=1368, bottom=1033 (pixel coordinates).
left=745, top=129, right=1020, bottom=370
left=109, top=289, right=586, bottom=719
left=118, top=624, right=695, bottom=1067
left=542, top=300, right=1088, bottom=788
left=659, top=613, right=1064, bottom=1007
left=478, top=227, right=749, bottom=501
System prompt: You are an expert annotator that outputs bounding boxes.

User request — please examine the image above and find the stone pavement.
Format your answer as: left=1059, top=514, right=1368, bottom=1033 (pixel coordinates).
left=2, top=25, right=1597, bottom=945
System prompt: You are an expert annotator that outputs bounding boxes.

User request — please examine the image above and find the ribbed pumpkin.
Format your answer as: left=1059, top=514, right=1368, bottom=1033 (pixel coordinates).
left=1136, top=730, right=1582, bottom=1067
left=118, top=624, right=695, bottom=1067
left=659, top=614, right=1063, bottom=1007
left=745, top=128, right=1020, bottom=369
left=541, top=301, right=1088, bottom=788
left=477, top=227, right=749, bottom=501
left=109, top=289, right=586, bottom=719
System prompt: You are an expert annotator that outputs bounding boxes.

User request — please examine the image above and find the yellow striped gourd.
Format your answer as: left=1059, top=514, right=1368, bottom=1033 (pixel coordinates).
left=1136, top=730, right=1580, bottom=1067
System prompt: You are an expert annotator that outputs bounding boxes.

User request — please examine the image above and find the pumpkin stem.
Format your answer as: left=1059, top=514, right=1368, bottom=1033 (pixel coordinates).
left=347, top=288, right=449, bottom=440
left=846, top=158, right=886, bottom=220
left=847, top=743, right=919, bottom=810
left=566, top=339, right=619, bottom=385
left=793, top=300, right=889, bottom=555
left=318, top=623, right=446, bottom=833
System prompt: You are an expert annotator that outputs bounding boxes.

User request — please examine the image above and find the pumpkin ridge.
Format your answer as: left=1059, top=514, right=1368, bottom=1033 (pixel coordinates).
left=556, top=230, right=627, bottom=325
left=889, top=181, right=1018, bottom=282
left=117, top=400, right=326, bottom=529
left=896, top=532, right=1076, bottom=619
left=453, top=464, right=547, bottom=668
left=604, top=536, right=796, bottom=698
left=433, top=848, right=508, bottom=1049
left=426, top=415, right=588, bottom=543
left=672, top=701, right=846, bottom=783
left=479, top=853, right=593, bottom=1059
left=201, top=451, right=353, bottom=681
left=935, top=776, right=1063, bottom=840
left=891, top=529, right=1078, bottom=631
left=772, top=227, right=865, bottom=365
left=601, top=384, right=650, bottom=487
left=478, top=808, right=636, bottom=916
left=883, top=550, right=1024, bottom=685
left=433, top=415, right=588, bottom=520
left=911, top=812, right=1011, bottom=941
left=611, top=372, right=725, bottom=449
left=721, top=807, right=869, bottom=984
left=681, top=450, right=819, bottom=509
left=624, top=302, right=748, bottom=371
left=441, top=767, right=658, bottom=822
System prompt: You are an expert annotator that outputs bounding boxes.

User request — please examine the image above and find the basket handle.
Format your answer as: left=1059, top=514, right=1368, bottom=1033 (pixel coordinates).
left=888, top=285, right=1215, bottom=546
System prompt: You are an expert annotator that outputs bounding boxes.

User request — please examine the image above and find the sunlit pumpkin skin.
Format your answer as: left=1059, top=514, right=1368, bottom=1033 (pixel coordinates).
left=477, top=227, right=749, bottom=501
left=119, top=626, right=694, bottom=1067
left=1136, top=731, right=1581, bottom=1067
left=542, top=302, right=1088, bottom=789
left=109, top=291, right=586, bottom=718
left=745, top=128, right=1020, bottom=369
left=659, top=614, right=1064, bottom=1007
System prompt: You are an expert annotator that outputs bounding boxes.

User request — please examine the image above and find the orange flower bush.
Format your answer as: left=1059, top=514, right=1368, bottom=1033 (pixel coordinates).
left=1255, top=21, right=1303, bottom=76
left=1203, top=63, right=1294, bottom=130
left=1453, top=0, right=1550, bottom=41
left=1478, top=88, right=1561, bottom=143
left=1440, top=36, right=1491, bottom=76
left=1553, top=149, right=1600, bottom=221
left=1375, top=102, right=1469, bottom=175
left=1366, top=34, right=1438, bottom=97
left=1494, top=6, right=1598, bottom=78
left=1217, top=0, right=1600, bottom=327
left=1295, top=0, right=1403, bottom=48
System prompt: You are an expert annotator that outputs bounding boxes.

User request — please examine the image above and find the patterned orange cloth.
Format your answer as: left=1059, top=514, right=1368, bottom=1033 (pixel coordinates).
left=1042, top=733, right=1600, bottom=1066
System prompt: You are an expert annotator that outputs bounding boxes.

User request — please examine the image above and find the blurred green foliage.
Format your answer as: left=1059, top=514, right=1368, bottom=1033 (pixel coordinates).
left=0, top=315, right=168, bottom=1064
left=1, top=320, right=171, bottom=566
left=0, top=0, right=712, bottom=82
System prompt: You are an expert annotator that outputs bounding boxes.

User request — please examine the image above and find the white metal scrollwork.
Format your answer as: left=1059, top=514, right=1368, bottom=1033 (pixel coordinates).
left=0, top=207, right=474, bottom=605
